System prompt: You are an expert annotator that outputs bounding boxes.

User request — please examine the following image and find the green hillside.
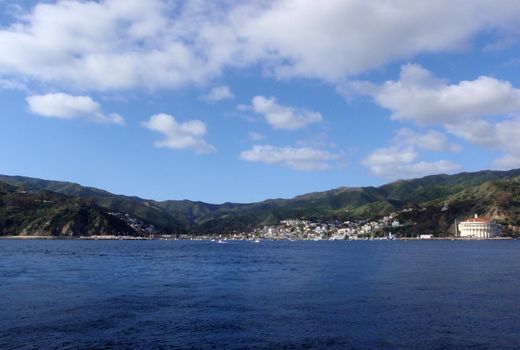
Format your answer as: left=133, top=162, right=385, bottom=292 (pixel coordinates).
left=382, top=175, right=520, bottom=237
left=2, top=168, right=520, bottom=235
left=0, top=180, right=135, bottom=237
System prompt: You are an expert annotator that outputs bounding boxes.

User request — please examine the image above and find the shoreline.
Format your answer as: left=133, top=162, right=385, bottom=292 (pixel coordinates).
left=397, top=236, right=514, bottom=241
left=0, top=236, right=515, bottom=241
left=0, top=235, right=152, bottom=240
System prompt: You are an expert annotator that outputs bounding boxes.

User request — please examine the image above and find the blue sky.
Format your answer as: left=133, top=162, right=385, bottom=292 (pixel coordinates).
left=1, top=1, right=520, bottom=203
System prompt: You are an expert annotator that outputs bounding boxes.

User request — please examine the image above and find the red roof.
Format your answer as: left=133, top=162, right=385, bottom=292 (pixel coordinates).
left=462, top=217, right=491, bottom=223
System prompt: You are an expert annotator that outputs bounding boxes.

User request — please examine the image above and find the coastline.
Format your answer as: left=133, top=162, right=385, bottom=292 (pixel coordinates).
left=0, top=235, right=152, bottom=240
left=0, top=236, right=515, bottom=241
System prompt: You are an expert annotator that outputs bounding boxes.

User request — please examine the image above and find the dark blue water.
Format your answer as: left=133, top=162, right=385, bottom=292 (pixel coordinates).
left=1, top=240, right=519, bottom=349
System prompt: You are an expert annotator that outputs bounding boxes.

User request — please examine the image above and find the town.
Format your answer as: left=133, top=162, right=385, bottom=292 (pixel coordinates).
left=248, top=215, right=401, bottom=241
left=106, top=209, right=404, bottom=240
left=106, top=208, right=504, bottom=241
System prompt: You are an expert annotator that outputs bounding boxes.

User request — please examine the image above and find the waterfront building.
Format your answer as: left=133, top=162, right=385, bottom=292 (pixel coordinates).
left=458, top=214, right=500, bottom=238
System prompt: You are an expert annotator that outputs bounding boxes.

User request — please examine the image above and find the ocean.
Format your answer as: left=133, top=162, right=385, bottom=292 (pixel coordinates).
left=1, top=240, right=519, bottom=349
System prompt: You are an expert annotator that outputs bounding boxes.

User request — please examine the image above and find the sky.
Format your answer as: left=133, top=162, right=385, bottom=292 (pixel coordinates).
left=1, top=0, right=520, bottom=203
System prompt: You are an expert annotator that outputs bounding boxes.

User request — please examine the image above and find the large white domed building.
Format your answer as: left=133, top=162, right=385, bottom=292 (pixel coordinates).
left=457, top=214, right=500, bottom=238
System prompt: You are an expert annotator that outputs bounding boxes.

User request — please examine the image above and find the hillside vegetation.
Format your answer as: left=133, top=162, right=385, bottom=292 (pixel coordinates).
left=2, top=168, right=520, bottom=235
left=0, top=180, right=134, bottom=237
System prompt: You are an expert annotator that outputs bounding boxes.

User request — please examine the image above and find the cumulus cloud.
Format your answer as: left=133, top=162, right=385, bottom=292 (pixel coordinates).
left=392, top=128, right=462, bottom=153
left=352, top=64, right=520, bottom=125
left=355, top=64, right=520, bottom=169
left=239, top=145, right=339, bottom=171
left=238, top=1, right=519, bottom=81
left=0, top=0, right=234, bottom=90
left=26, top=93, right=124, bottom=125
left=445, top=118, right=520, bottom=169
left=1, top=1, right=520, bottom=90
left=247, top=96, right=322, bottom=130
left=201, top=85, right=234, bottom=102
left=0, top=78, right=28, bottom=91
left=363, top=146, right=461, bottom=179
left=493, top=154, right=520, bottom=170
left=363, top=128, right=462, bottom=179
left=142, top=113, right=215, bottom=154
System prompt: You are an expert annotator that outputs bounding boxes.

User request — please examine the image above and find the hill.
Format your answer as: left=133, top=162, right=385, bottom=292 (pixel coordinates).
left=2, top=168, right=520, bottom=235
left=376, top=175, right=520, bottom=237
left=0, top=180, right=135, bottom=237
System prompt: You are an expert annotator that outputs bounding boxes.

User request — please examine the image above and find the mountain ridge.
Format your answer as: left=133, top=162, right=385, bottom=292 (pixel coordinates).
left=2, top=168, right=520, bottom=236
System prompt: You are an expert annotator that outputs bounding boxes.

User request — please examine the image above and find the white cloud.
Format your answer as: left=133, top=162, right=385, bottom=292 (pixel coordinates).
left=0, top=0, right=234, bottom=90
left=296, top=132, right=337, bottom=149
left=352, top=64, right=520, bottom=125
left=239, top=145, right=339, bottom=171
left=248, top=132, right=265, bottom=141
left=448, top=118, right=520, bottom=153
left=0, top=78, right=27, bottom=91
left=248, top=96, right=322, bottom=130
left=238, top=0, right=520, bottom=81
left=446, top=118, right=520, bottom=169
left=2, top=1, right=520, bottom=90
left=201, top=85, right=234, bottom=102
left=355, top=64, right=520, bottom=169
left=392, top=128, right=462, bottom=153
left=26, top=93, right=124, bottom=125
left=493, top=154, right=520, bottom=170
left=363, top=128, right=462, bottom=179
left=363, top=146, right=461, bottom=179
left=142, top=113, right=215, bottom=154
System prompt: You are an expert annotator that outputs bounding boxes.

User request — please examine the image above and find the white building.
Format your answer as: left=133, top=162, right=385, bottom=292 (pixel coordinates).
left=458, top=214, right=500, bottom=238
